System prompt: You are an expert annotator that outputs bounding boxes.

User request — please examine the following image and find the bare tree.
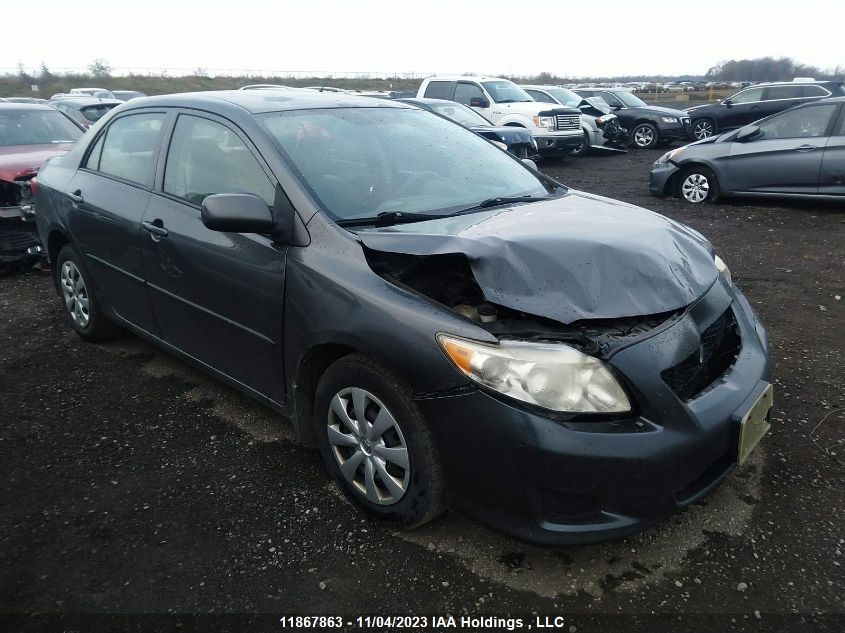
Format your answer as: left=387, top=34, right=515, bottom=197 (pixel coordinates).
left=88, top=58, right=113, bottom=80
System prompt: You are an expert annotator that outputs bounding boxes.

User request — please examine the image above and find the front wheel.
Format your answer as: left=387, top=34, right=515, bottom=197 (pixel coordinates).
left=570, top=130, right=590, bottom=157
left=631, top=123, right=659, bottom=149
left=677, top=165, right=719, bottom=204
left=314, top=354, right=445, bottom=529
left=692, top=118, right=715, bottom=140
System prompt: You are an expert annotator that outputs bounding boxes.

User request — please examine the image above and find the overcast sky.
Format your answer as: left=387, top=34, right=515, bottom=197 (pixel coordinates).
left=5, top=0, right=842, bottom=78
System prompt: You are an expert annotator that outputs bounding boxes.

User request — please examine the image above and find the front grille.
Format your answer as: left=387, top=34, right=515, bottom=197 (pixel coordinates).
left=661, top=308, right=741, bottom=401
left=555, top=114, right=580, bottom=131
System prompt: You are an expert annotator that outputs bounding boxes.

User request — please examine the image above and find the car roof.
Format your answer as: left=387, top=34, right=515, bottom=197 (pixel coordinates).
left=425, top=76, right=508, bottom=82
left=121, top=90, right=412, bottom=115
left=398, top=98, right=460, bottom=106
left=50, top=97, right=123, bottom=106
left=746, top=80, right=842, bottom=88
left=0, top=103, right=59, bottom=112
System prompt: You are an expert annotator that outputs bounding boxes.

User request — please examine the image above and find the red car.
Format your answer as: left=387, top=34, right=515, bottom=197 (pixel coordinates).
left=1, top=103, right=83, bottom=271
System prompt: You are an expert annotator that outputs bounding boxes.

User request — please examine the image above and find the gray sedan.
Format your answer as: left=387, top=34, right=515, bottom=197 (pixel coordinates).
left=649, top=97, right=845, bottom=203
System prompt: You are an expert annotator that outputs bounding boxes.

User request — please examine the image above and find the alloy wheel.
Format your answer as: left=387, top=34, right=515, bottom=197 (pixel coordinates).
left=327, top=387, right=410, bottom=505
left=633, top=126, right=655, bottom=147
left=694, top=120, right=714, bottom=140
left=60, top=261, right=90, bottom=327
left=681, top=173, right=710, bottom=203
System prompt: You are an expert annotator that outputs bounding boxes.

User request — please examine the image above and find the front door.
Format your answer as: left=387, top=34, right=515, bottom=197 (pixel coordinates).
left=724, top=104, right=838, bottom=194
left=819, top=107, right=845, bottom=195
left=141, top=112, right=287, bottom=402
left=66, top=110, right=167, bottom=334
left=722, top=87, right=766, bottom=129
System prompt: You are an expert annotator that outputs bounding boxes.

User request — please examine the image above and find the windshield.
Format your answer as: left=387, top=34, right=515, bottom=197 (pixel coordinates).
left=481, top=81, right=534, bottom=104
left=547, top=88, right=582, bottom=107
left=80, top=104, right=118, bottom=122
left=614, top=91, right=647, bottom=107
left=429, top=102, right=491, bottom=127
left=259, top=108, right=549, bottom=221
left=0, top=109, right=82, bottom=146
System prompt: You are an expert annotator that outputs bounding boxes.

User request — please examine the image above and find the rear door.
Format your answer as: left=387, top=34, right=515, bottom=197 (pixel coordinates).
left=141, top=111, right=287, bottom=401
left=760, top=85, right=806, bottom=117
left=724, top=103, right=838, bottom=194
left=66, top=110, right=167, bottom=333
left=818, top=106, right=845, bottom=195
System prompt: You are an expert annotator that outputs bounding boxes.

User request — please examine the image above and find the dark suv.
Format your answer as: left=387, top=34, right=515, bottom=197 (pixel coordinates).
left=685, top=81, right=845, bottom=140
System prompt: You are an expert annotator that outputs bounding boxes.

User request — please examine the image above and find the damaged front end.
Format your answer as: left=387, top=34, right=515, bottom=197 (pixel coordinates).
left=0, top=177, right=42, bottom=272
left=365, top=249, right=682, bottom=360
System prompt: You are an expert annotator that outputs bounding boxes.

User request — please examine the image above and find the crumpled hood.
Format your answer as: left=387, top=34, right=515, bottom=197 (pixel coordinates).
left=0, top=144, right=74, bottom=181
left=356, top=190, right=717, bottom=324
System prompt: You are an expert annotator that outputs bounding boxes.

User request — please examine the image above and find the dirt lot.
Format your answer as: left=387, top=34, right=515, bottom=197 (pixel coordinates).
left=1, top=149, right=843, bottom=632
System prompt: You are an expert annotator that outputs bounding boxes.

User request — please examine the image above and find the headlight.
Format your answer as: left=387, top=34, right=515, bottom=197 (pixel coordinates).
left=532, top=115, right=556, bottom=130
left=491, top=140, right=508, bottom=151
left=657, top=147, right=684, bottom=164
left=714, top=254, right=732, bottom=285
left=595, top=114, right=613, bottom=126
left=437, top=334, right=631, bottom=414
left=661, top=116, right=679, bottom=123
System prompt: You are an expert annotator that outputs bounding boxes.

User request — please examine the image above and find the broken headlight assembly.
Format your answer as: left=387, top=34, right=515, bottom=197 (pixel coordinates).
left=437, top=334, right=631, bottom=414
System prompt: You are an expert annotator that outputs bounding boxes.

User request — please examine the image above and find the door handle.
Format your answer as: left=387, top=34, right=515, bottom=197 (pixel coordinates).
left=142, top=220, right=169, bottom=238
left=794, top=144, right=818, bottom=152
left=67, top=190, right=83, bottom=204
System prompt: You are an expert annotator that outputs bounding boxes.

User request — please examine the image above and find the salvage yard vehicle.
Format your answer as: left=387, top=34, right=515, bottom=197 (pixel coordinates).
left=397, top=98, right=538, bottom=158
left=574, top=88, right=691, bottom=148
left=418, top=76, right=583, bottom=157
left=47, top=97, right=122, bottom=129
left=650, top=98, right=845, bottom=204
left=34, top=90, right=772, bottom=545
left=0, top=103, right=83, bottom=272
left=685, top=80, right=845, bottom=140
left=112, top=90, right=147, bottom=101
left=520, top=85, right=628, bottom=156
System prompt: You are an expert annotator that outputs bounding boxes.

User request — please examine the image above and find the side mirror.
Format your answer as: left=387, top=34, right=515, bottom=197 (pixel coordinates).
left=521, top=158, right=538, bottom=171
left=469, top=97, right=490, bottom=108
left=735, top=125, right=761, bottom=142
left=723, top=99, right=733, bottom=107
left=201, top=193, right=276, bottom=233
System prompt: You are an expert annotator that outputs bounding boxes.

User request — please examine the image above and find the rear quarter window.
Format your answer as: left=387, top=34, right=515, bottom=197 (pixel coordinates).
left=423, top=81, right=455, bottom=100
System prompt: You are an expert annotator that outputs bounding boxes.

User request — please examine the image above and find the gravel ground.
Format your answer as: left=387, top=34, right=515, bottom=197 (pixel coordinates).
left=1, top=149, right=843, bottom=632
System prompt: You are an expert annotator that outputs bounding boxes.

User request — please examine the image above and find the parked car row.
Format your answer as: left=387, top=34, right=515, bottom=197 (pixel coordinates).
left=30, top=89, right=773, bottom=546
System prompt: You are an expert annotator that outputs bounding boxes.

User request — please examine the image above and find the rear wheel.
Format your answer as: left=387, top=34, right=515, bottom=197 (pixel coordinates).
left=314, top=354, right=445, bottom=529
left=692, top=118, right=715, bottom=140
left=55, top=244, right=121, bottom=342
left=631, top=122, right=659, bottom=149
left=677, top=165, right=719, bottom=204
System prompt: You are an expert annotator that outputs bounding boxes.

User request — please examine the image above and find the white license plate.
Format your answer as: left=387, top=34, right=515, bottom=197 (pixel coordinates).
left=737, top=383, right=773, bottom=465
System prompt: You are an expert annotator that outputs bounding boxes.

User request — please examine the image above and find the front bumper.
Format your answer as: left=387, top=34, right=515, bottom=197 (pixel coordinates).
left=656, top=118, right=693, bottom=141
left=649, top=161, right=680, bottom=196
left=417, top=280, right=771, bottom=545
left=534, top=131, right=584, bottom=155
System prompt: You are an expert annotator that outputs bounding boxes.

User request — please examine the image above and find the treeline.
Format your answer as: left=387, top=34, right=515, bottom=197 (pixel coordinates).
left=707, top=57, right=843, bottom=82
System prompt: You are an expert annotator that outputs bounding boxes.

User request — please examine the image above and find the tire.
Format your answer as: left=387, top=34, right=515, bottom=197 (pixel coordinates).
left=692, top=118, right=715, bottom=140
left=677, top=165, right=720, bottom=204
left=630, top=122, right=659, bottom=149
left=570, top=130, right=590, bottom=157
left=55, top=244, right=121, bottom=342
left=314, top=354, right=445, bottom=529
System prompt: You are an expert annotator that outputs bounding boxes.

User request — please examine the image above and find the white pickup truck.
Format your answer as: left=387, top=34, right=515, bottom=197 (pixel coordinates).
left=416, top=76, right=583, bottom=157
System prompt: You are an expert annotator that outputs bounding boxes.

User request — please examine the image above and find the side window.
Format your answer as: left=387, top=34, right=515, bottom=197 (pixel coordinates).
left=526, top=89, right=555, bottom=103
left=453, top=82, right=485, bottom=105
left=97, top=113, right=164, bottom=186
left=163, top=115, right=275, bottom=207
left=757, top=104, right=837, bottom=140
left=801, top=85, right=830, bottom=98
left=423, top=81, right=455, bottom=100
left=837, top=110, right=845, bottom=136
left=730, top=87, right=763, bottom=104
left=764, top=86, right=801, bottom=100
left=84, top=134, right=105, bottom=170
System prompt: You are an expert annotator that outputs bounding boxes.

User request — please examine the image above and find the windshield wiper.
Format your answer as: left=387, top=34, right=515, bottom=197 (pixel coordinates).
left=336, top=211, right=451, bottom=228
left=458, top=195, right=545, bottom=212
